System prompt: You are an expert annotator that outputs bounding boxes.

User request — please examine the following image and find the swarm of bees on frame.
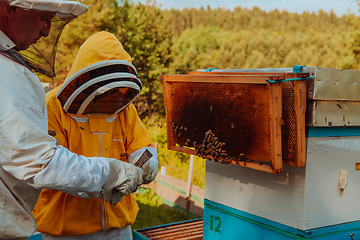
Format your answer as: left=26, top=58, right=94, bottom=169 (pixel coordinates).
left=193, top=130, right=235, bottom=164
left=172, top=122, right=250, bottom=165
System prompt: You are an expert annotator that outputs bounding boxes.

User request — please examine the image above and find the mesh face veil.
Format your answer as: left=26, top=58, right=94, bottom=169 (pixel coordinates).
left=0, top=0, right=88, bottom=77
left=3, top=17, right=73, bottom=78
left=56, top=60, right=142, bottom=115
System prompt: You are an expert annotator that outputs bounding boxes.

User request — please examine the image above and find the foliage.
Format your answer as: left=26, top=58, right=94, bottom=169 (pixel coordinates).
left=132, top=189, right=191, bottom=229
left=164, top=7, right=351, bottom=37
left=349, top=0, right=360, bottom=69
left=168, top=17, right=355, bottom=73
left=116, top=0, right=173, bottom=118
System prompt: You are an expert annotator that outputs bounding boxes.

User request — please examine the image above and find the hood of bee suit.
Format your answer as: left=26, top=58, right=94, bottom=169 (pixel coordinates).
left=5, top=0, right=88, bottom=18
left=56, top=31, right=142, bottom=115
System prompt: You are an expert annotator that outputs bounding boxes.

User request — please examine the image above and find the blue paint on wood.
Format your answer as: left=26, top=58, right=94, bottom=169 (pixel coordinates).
left=204, top=199, right=360, bottom=239
left=307, top=127, right=360, bottom=137
left=133, top=230, right=150, bottom=240
left=29, top=233, right=42, bottom=240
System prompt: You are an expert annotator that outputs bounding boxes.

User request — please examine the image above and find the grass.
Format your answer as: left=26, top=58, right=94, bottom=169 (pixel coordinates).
left=131, top=117, right=205, bottom=230
left=132, top=189, right=192, bottom=230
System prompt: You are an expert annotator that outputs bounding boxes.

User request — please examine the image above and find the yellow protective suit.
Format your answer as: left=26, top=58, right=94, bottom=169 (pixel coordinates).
left=32, top=31, right=153, bottom=236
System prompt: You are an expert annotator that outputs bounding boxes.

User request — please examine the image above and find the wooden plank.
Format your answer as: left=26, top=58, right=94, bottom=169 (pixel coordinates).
left=168, top=145, right=196, bottom=156
left=154, top=184, right=204, bottom=214
left=139, top=232, right=203, bottom=239
left=145, top=229, right=203, bottom=239
left=154, top=181, right=183, bottom=203
left=293, top=80, right=307, bottom=167
left=155, top=174, right=204, bottom=200
left=141, top=227, right=202, bottom=237
left=138, top=219, right=203, bottom=240
left=135, top=217, right=203, bottom=240
left=189, top=185, right=204, bottom=201
left=162, top=74, right=273, bottom=84
left=140, top=222, right=203, bottom=234
left=186, top=71, right=310, bottom=79
left=153, top=179, right=204, bottom=216
left=230, top=161, right=274, bottom=174
left=187, top=71, right=285, bottom=75
left=176, top=234, right=203, bottom=240
left=163, top=80, right=177, bottom=153
left=142, top=224, right=202, bottom=236
left=156, top=174, right=187, bottom=191
left=269, top=82, right=283, bottom=174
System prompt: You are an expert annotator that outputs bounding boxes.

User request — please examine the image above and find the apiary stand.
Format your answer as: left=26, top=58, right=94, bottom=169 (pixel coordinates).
left=201, top=66, right=360, bottom=240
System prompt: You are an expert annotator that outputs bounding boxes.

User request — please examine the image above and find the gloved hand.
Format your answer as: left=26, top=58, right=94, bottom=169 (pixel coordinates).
left=128, top=147, right=158, bottom=184
left=87, top=189, right=124, bottom=205
left=100, top=188, right=125, bottom=205
left=141, top=157, right=158, bottom=184
left=101, top=158, right=144, bottom=204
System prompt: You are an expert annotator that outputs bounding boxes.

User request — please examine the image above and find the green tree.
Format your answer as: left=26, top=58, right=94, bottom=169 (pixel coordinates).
left=116, top=0, right=172, bottom=118
left=349, top=1, right=360, bottom=69
left=49, top=0, right=119, bottom=85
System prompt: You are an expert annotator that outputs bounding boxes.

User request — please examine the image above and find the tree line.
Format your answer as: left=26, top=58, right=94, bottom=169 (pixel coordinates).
left=38, top=0, right=360, bottom=119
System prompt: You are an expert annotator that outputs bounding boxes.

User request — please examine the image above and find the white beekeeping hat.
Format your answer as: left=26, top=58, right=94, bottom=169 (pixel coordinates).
left=1, top=1, right=88, bottom=77
left=4, top=0, right=88, bottom=18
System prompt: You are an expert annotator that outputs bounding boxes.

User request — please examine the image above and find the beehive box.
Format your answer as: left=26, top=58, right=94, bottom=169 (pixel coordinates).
left=161, top=72, right=309, bottom=174
left=303, top=67, right=360, bottom=127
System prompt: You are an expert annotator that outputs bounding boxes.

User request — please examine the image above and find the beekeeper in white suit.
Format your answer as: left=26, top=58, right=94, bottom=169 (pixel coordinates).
left=0, top=1, right=145, bottom=239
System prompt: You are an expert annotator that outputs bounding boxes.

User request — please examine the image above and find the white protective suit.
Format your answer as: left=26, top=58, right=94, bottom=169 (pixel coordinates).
left=0, top=2, right=143, bottom=239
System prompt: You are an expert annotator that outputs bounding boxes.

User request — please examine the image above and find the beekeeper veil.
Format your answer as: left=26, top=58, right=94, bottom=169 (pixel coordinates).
left=56, top=31, right=142, bottom=115
left=1, top=0, right=88, bottom=77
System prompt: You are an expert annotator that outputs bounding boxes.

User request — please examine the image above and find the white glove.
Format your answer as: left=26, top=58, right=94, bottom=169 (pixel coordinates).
left=101, top=158, right=144, bottom=204
left=100, top=189, right=124, bottom=205
left=128, top=147, right=158, bottom=184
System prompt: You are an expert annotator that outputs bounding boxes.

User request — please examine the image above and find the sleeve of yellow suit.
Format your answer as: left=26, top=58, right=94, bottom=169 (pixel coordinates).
left=122, top=104, right=153, bottom=155
left=46, top=96, right=69, bottom=149
left=121, top=104, right=158, bottom=183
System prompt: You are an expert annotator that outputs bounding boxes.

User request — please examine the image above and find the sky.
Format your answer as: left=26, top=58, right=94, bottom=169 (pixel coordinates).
left=135, top=0, right=359, bottom=17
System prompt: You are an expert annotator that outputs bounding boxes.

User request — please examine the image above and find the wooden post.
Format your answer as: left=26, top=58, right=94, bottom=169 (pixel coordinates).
left=153, top=142, right=158, bottom=150
left=185, top=154, right=195, bottom=216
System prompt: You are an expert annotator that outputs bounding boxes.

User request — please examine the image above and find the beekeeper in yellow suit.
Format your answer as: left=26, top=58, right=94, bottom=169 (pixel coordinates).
left=32, top=31, right=158, bottom=239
